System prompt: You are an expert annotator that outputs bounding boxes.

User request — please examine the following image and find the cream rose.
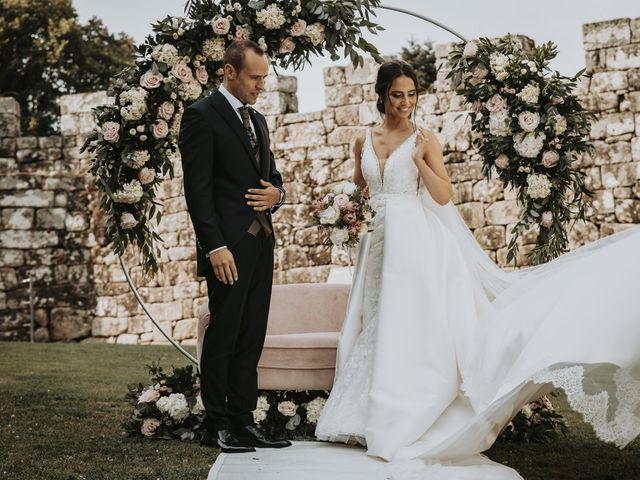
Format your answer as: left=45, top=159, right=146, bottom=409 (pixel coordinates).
left=319, top=205, right=340, bottom=225
left=140, top=70, right=164, bottom=89
left=463, top=41, right=478, bottom=58
left=540, top=211, right=554, bottom=227
left=277, top=400, right=298, bottom=417
left=279, top=37, right=296, bottom=54
left=138, top=167, right=156, bottom=185
left=211, top=15, right=231, bottom=35
left=195, top=66, right=209, bottom=85
left=171, top=63, right=193, bottom=83
left=290, top=19, right=307, bottom=37
left=120, top=212, right=138, bottom=229
left=101, top=121, right=120, bottom=144
left=158, top=102, right=175, bottom=121
left=138, top=388, right=160, bottom=403
left=152, top=119, right=169, bottom=139
left=485, top=94, right=507, bottom=113
left=141, top=418, right=161, bottom=437
left=333, top=193, right=350, bottom=209
left=541, top=150, right=560, bottom=168
left=518, top=111, right=540, bottom=132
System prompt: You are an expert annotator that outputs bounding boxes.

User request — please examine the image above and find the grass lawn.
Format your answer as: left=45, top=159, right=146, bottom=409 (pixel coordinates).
left=0, top=342, right=638, bottom=480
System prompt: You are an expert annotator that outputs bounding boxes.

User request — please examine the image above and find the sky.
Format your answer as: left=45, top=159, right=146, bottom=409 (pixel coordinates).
left=73, top=0, right=638, bottom=113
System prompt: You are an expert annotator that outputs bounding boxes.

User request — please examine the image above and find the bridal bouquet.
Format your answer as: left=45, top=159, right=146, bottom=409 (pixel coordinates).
left=123, top=362, right=205, bottom=441
left=312, top=182, right=375, bottom=248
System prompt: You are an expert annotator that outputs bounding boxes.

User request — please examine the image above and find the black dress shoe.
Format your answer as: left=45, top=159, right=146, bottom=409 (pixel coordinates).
left=232, top=424, right=292, bottom=448
left=200, top=428, right=255, bottom=453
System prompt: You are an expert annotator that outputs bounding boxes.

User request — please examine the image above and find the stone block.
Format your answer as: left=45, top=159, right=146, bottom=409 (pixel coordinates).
left=0, top=249, right=24, bottom=267
left=446, top=161, right=483, bottom=182
left=334, top=104, right=360, bottom=126
left=116, top=334, right=139, bottom=345
left=591, top=190, right=616, bottom=214
left=457, top=202, right=485, bottom=228
left=590, top=112, right=635, bottom=139
left=0, top=190, right=54, bottom=207
left=2, top=208, right=33, bottom=229
left=92, top=317, right=128, bottom=337
left=59, top=91, right=109, bottom=115
left=601, top=163, right=636, bottom=188
left=452, top=181, right=473, bottom=204
left=583, top=18, right=631, bottom=50
left=579, top=92, right=619, bottom=112
left=0, top=230, right=58, bottom=249
left=254, top=91, right=297, bottom=115
left=359, top=101, right=380, bottom=125
left=0, top=97, right=20, bottom=115
left=50, top=308, right=91, bottom=341
left=345, top=57, right=378, bottom=85
left=628, top=69, right=640, bottom=89
left=593, top=140, right=632, bottom=164
left=614, top=199, right=640, bottom=222
left=325, top=85, right=363, bottom=107
left=0, top=113, right=19, bottom=137
left=173, top=318, right=197, bottom=340
left=264, top=74, right=297, bottom=93
left=36, top=208, right=67, bottom=229
left=473, top=225, right=506, bottom=250
left=485, top=200, right=520, bottom=225
left=65, top=213, right=88, bottom=231
left=147, top=301, right=184, bottom=322
left=605, top=44, right=640, bottom=70
left=621, top=91, right=640, bottom=112
left=274, top=121, right=326, bottom=149
left=326, top=126, right=365, bottom=146
left=472, top=178, right=504, bottom=203
left=323, top=66, right=346, bottom=86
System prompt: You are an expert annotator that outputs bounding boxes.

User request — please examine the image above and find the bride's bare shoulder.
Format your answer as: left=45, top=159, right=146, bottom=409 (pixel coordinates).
left=417, top=127, right=438, bottom=142
left=354, top=129, right=367, bottom=154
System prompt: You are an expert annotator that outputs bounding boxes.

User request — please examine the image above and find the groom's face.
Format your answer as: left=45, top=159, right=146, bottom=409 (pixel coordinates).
left=225, top=50, right=270, bottom=105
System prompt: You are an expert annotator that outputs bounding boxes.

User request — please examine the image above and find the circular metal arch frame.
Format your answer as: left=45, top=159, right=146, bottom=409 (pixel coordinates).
left=118, top=4, right=467, bottom=365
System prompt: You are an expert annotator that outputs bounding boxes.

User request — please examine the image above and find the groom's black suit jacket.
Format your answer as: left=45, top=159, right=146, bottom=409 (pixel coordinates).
left=179, top=89, right=285, bottom=276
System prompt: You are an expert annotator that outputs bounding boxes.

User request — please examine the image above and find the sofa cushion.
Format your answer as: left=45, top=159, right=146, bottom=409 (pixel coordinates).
left=259, top=331, right=339, bottom=369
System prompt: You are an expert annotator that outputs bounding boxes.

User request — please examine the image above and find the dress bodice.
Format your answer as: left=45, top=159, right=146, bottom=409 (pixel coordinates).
left=361, top=128, right=420, bottom=198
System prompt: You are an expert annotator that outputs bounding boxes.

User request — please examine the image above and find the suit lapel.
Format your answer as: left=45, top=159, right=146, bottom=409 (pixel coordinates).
left=209, top=90, right=260, bottom=175
left=250, top=109, right=270, bottom=179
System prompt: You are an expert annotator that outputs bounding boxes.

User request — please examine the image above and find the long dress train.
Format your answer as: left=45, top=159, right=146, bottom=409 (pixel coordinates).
left=314, top=128, right=640, bottom=479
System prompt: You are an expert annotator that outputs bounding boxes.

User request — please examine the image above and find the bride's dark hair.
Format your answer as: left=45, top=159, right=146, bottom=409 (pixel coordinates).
left=375, top=60, right=420, bottom=120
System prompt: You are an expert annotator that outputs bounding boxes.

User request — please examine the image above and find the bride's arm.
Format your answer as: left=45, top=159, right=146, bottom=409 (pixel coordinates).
left=353, top=132, right=367, bottom=189
left=413, top=129, right=453, bottom=205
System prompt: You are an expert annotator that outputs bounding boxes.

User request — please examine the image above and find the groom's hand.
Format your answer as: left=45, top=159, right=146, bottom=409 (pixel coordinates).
left=245, top=180, right=281, bottom=212
left=209, top=248, right=238, bottom=285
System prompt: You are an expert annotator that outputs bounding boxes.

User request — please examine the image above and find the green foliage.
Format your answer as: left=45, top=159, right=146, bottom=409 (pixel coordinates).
left=399, top=39, right=436, bottom=93
left=0, top=0, right=135, bottom=135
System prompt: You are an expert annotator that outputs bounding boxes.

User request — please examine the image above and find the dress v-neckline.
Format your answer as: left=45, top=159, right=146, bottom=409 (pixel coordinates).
left=369, top=128, right=417, bottom=186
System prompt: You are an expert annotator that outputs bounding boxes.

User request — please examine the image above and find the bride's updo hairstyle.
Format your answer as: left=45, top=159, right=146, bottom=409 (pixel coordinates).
left=375, top=60, right=420, bottom=117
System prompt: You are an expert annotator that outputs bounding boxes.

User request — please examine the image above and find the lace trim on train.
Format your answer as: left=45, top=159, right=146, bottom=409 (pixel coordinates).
left=532, top=365, right=640, bottom=448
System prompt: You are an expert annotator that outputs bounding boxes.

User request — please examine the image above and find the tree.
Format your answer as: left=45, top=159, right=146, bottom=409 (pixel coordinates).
left=399, top=39, right=437, bottom=94
left=0, top=0, right=135, bottom=135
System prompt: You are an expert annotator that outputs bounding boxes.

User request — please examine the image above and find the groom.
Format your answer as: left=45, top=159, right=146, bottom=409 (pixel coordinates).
left=179, top=40, right=289, bottom=453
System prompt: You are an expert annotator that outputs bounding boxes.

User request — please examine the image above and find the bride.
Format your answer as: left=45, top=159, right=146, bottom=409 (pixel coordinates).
left=314, top=60, right=640, bottom=479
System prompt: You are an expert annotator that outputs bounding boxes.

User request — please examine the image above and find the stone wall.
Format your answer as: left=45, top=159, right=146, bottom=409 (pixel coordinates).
left=1, top=16, right=638, bottom=344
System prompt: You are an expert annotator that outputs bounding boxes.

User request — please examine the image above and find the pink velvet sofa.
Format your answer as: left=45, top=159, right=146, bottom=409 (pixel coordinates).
left=196, top=283, right=350, bottom=390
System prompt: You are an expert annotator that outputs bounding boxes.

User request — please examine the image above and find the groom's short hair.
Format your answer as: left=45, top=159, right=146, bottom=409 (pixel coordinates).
left=223, top=40, right=266, bottom=73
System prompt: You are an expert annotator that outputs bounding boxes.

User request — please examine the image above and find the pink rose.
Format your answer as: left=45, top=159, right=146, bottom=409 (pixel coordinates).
left=290, top=19, right=307, bottom=37
left=138, top=388, right=160, bottom=404
left=153, top=119, right=169, bottom=139
left=101, top=121, right=120, bottom=144
left=343, top=212, right=357, bottom=225
left=120, top=212, right=138, bottom=230
left=277, top=401, right=298, bottom=417
left=140, top=70, right=163, bottom=89
left=138, top=167, right=156, bottom=185
left=471, top=64, right=488, bottom=80
left=540, top=211, right=553, bottom=228
left=171, top=63, right=193, bottom=83
left=485, top=94, right=507, bottom=113
left=211, top=15, right=231, bottom=35
left=494, top=153, right=509, bottom=169
left=333, top=193, right=350, bottom=209
left=195, top=66, right=209, bottom=85
left=463, top=41, right=478, bottom=58
left=158, top=102, right=175, bottom=121
left=541, top=150, right=560, bottom=168
left=279, top=37, right=296, bottom=54
left=141, top=418, right=161, bottom=437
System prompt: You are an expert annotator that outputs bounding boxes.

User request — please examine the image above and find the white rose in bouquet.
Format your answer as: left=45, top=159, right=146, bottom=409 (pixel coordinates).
left=140, top=70, right=163, bottom=89
left=540, top=211, right=554, bottom=227
left=156, top=393, right=190, bottom=422
left=290, top=19, right=307, bottom=37
left=112, top=180, right=144, bottom=204
left=463, top=41, right=478, bottom=58
left=120, top=212, right=138, bottom=229
left=518, top=111, right=540, bottom=132
left=305, top=22, right=326, bottom=46
left=319, top=206, right=340, bottom=225
left=541, top=150, right=560, bottom=168
left=101, top=121, right=120, bottom=144
left=211, top=15, right=231, bottom=35
left=330, top=227, right=349, bottom=246
left=485, top=94, right=507, bottom=113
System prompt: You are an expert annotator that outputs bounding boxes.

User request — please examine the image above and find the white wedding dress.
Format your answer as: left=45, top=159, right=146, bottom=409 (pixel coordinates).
left=314, top=128, right=640, bottom=479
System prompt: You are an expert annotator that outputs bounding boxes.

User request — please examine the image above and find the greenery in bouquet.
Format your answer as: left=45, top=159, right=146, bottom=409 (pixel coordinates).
left=124, top=362, right=205, bottom=441
left=447, top=35, right=594, bottom=266
left=313, top=182, right=375, bottom=248
left=82, top=0, right=384, bottom=274
left=253, top=390, right=330, bottom=440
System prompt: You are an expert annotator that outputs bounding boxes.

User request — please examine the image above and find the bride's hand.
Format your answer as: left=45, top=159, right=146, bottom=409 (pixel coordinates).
left=411, top=131, right=427, bottom=166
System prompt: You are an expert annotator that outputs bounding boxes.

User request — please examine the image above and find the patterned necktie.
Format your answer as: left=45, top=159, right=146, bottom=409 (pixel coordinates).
left=238, top=106, right=258, bottom=152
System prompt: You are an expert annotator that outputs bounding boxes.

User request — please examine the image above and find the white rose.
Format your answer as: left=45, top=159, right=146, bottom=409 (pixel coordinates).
left=463, top=41, right=478, bottom=58
left=518, top=111, right=540, bottom=132
left=171, top=63, right=193, bottom=83
left=195, top=66, right=209, bottom=85
left=120, top=212, right=138, bottom=229
left=101, top=121, right=120, bottom=144
left=319, top=206, right=340, bottom=225
left=305, top=22, right=325, bottom=46
left=540, top=211, right=554, bottom=227
left=329, top=227, right=349, bottom=246
left=152, top=119, right=169, bottom=139
left=140, top=70, right=164, bottom=89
